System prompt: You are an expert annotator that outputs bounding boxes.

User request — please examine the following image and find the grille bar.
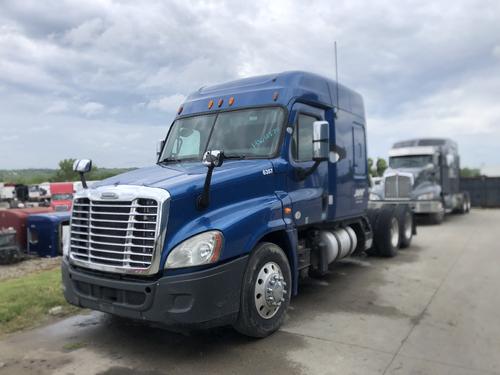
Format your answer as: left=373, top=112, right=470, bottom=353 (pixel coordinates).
left=70, top=195, right=161, bottom=272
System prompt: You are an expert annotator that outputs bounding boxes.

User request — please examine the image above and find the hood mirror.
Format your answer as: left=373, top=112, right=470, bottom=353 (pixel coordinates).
left=73, top=159, right=92, bottom=189
left=198, top=150, right=224, bottom=210
left=202, top=149, right=224, bottom=168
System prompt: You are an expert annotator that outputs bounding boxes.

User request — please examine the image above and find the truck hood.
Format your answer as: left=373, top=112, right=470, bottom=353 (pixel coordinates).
left=93, top=159, right=276, bottom=198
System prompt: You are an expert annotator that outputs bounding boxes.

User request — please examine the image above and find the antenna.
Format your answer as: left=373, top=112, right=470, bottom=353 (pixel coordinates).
left=334, top=41, right=339, bottom=111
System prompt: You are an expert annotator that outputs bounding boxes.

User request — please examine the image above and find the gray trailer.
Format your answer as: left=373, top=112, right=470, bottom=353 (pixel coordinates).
left=370, top=138, right=471, bottom=224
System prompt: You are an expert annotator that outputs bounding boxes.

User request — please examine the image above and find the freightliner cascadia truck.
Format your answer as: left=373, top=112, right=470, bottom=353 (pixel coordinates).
left=63, top=71, right=415, bottom=337
left=370, top=138, right=471, bottom=224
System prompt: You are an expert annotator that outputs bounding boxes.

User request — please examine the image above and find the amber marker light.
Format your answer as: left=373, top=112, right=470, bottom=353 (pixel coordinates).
left=218, top=98, right=224, bottom=107
left=284, top=207, right=292, bottom=215
left=228, top=96, right=235, bottom=106
left=177, top=106, right=183, bottom=115
left=208, top=99, right=214, bottom=109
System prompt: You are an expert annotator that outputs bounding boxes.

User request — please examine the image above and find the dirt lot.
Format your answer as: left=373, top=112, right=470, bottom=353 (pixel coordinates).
left=0, top=257, right=61, bottom=281
left=0, top=209, right=499, bottom=375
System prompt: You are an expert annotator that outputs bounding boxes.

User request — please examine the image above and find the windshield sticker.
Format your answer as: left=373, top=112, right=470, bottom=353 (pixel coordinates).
left=251, top=127, right=279, bottom=149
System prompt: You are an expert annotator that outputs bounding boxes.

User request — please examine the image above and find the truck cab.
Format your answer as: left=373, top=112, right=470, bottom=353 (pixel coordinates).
left=371, top=138, right=470, bottom=223
left=63, top=71, right=406, bottom=337
left=50, top=182, right=74, bottom=211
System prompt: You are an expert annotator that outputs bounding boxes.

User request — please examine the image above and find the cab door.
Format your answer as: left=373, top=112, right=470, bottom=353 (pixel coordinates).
left=287, top=103, right=329, bottom=226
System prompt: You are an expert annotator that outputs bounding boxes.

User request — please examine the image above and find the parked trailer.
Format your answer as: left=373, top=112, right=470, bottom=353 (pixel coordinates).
left=371, top=138, right=471, bottom=224
left=27, top=211, right=71, bottom=257
left=0, top=228, right=21, bottom=264
left=62, top=71, right=415, bottom=337
left=0, top=207, right=54, bottom=251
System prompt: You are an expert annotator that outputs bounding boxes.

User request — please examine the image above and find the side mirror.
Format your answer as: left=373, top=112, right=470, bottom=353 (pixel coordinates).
left=312, top=121, right=329, bottom=161
left=202, top=150, right=224, bottom=168
left=446, top=153, right=454, bottom=166
left=73, top=159, right=92, bottom=189
left=73, top=159, right=92, bottom=173
left=156, top=139, right=165, bottom=158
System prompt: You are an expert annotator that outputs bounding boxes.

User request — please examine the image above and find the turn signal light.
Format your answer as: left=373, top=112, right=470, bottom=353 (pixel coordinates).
left=284, top=207, right=292, bottom=215
left=208, top=99, right=214, bottom=109
left=228, top=97, right=235, bottom=106
left=218, top=98, right=223, bottom=107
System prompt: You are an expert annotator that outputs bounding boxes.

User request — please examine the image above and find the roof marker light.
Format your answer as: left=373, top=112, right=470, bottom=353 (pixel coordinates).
left=208, top=99, right=214, bottom=109
left=273, top=91, right=279, bottom=101
left=228, top=97, right=235, bottom=106
left=218, top=98, right=223, bottom=107
left=177, top=106, right=183, bottom=115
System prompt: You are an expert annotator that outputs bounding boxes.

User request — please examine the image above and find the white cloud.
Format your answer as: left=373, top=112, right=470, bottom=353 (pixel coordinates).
left=0, top=0, right=499, bottom=169
left=147, top=94, right=185, bottom=112
left=80, top=101, right=105, bottom=116
left=44, top=100, right=69, bottom=114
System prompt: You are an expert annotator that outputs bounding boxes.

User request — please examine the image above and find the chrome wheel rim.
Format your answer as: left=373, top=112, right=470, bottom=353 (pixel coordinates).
left=404, top=213, right=412, bottom=240
left=390, top=217, right=399, bottom=248
left=254, top=261, right=287, bottom=319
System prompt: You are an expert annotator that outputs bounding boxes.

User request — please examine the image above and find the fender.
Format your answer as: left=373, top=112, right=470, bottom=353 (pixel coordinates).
left=161, top=194, right=286, bottom=269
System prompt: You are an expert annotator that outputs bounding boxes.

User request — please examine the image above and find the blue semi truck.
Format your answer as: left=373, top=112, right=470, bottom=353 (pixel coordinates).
left=63, top=71, right=415, bottom=337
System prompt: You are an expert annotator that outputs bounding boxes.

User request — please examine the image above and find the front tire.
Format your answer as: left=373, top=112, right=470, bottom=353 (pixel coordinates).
left=397, top=205, right=413, bottom=249
left=429, top=210, right=444, bottom=224
left=234, top=242, right=291, bottom=338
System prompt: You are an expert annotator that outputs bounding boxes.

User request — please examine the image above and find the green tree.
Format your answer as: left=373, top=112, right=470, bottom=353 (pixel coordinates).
left=376, top=158, right=388, bottom=177
left=368, top=158, right=374, bottom=177
left=52, top=159, right=78, bottom=182
left=460, top=167, right=481, bottom=178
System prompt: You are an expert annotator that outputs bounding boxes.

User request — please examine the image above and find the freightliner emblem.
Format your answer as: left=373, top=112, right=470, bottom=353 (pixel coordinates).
left=100, top=192, right=119, bottom=199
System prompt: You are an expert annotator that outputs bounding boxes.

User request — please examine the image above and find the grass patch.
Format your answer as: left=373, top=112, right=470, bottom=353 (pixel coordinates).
left=62, top=341, right=87, bottom=352
left=0, top=268, right=80, bottom=335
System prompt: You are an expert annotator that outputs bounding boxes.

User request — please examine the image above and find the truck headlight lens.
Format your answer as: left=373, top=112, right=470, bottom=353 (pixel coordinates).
left=165, top=231, right=223, bottom=269
left=417, top=192, right=435, bottom=200
left=369, top=193, right=381, bottom=201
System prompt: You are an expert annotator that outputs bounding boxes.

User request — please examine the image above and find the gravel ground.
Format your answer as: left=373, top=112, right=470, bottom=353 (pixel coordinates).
left=1, top=210, right=499, bottom=374
left=0, top=256, right=61, bottom=281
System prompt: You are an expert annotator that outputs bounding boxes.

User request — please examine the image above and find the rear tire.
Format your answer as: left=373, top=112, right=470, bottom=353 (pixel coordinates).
left=234, top=242, right=291, bottom=338
left=374, top=207, right=400, bottom=257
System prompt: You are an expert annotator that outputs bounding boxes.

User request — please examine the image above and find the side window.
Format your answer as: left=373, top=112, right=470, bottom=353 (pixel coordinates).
left=292, top=113, right=316, bottom=162
left=353, top=124, right=366, bottom=175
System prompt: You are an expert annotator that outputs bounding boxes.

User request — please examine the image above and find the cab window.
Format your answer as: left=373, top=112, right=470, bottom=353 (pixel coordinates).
left=292, top=113, right=316, bottom=162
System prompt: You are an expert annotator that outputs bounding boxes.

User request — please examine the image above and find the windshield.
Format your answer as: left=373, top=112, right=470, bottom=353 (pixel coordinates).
left=160, top=107, right=285, bottom=162
left=52, top=193, right=73, bottom=201
left=389, top=155, right=434, bottom=169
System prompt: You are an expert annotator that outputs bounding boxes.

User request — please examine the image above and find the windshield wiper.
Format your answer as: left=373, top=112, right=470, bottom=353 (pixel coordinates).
left=159, top=157, right=183, bottom=164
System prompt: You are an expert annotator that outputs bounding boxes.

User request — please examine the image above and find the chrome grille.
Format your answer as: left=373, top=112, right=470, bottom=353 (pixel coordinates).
left=384, top=175, right=412, bottom=199
left=70, top=197, right=161, bottom=271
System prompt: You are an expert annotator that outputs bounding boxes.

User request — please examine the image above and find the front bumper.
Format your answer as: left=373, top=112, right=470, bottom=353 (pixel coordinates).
left=412, top=200, right=443, bottom=214
left=62, top=256, right=248, bottom=328
left=368, top=199, right=443, bottom=214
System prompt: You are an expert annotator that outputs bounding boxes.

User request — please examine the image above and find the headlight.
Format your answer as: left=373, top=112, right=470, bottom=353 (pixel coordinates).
left=417, top=192, right=436, bottom=200
left=165, top=231, right=223, bottom=269
left=369, top=193, right=381, bottom=201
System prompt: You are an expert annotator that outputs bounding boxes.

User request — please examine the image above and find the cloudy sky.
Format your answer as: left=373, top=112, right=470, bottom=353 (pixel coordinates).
left=1, top=0, right=499, bottom=171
